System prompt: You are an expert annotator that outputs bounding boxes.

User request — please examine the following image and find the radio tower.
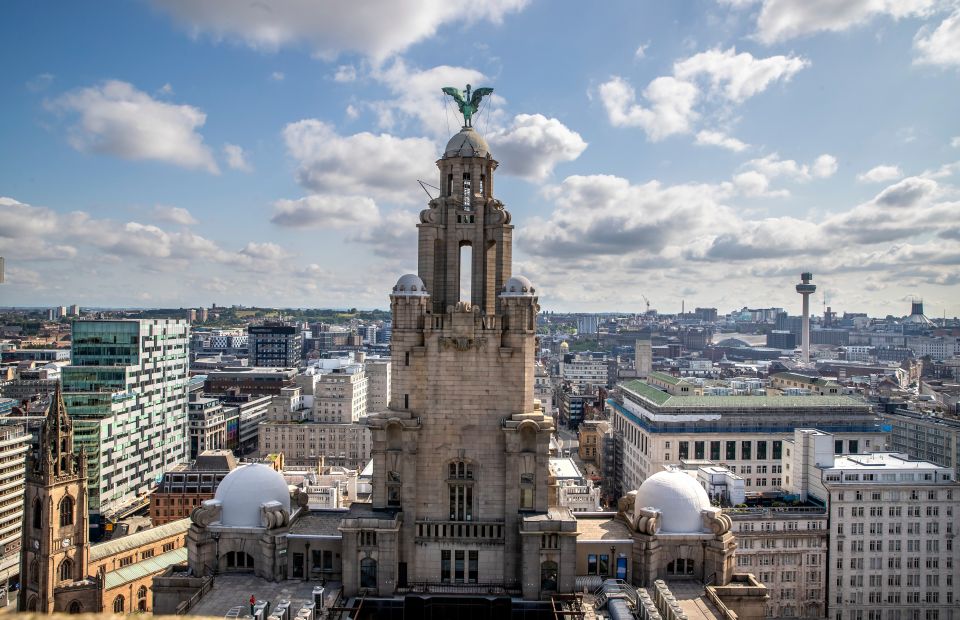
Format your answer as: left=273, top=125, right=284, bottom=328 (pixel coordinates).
left=796, top=272, right=817, bottom=364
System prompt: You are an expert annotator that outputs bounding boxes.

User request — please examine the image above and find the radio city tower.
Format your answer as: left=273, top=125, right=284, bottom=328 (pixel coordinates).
left=796, top=272, right=817, bottom=364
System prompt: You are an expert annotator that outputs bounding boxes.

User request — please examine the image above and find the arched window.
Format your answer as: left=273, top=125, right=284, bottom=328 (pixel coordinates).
left=540, top=561, right=558, bottom=592
left=68, top=601, right=82, bottom=614
left=360, top=557, right=378, bottom=589
left=58, top=558, right=73, bottom=582
left=113, top=595, right=125, bottom=613
left=59, top=496, right=74, bottom=527
left=26, top=596, right=39, bottom=611
left=225, top=551, right=255, bottom=571
left=667, top=558, right=695, bottom=576
left=32, top=498, right=42, bottom=529
left=137, top=585, right=148, bottom=611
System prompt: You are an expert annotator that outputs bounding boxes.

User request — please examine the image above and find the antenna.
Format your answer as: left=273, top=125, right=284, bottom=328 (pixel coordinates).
left=418, top=180, right=440, bottom=200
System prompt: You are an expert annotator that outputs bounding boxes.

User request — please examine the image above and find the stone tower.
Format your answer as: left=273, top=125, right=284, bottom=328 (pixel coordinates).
left=19, top=383, right=97, bottom=613
left=343, top=125, right=577, bottom=601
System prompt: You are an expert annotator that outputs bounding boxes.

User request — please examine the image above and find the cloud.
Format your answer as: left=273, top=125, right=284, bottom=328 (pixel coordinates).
left=153, top=0, right=529, bottom=61
left=158, top=83, right=174, bottom=95
left=270, top=71, right=285, bottom=82
left=49, top=80, right=219, bottom=173
left=283, top=119, right=436, bottom=203
left=349, top=209, right=420, bottom=259
left=953, top=136, right=960, bottom=148
left=746, top=0, right=937, bottom=44
left=857, top=164, right=903, bottom=183
left=333, top=65, right=357, bottom=82
left=695, top=130, right=749, bottom=152
left=153, top=205, right=198, bottom=226
left=0, top=197, right=60, bottom=238
left=238, top=242, right=291, bottom=261
left=270, top=195, right=379, bottom=228
left=732, top=170, right=788, bottom=197
left=223, top=143, right=253, bottom=172
left=743, top=152, right=838, bottom=181
left=873, top=176, right=938, bottom=208
left=635, top=43, right=650, bottom=59
left=673, top=47, right=808, bottom=103
left=486, top=114, right=587, bottom=180
left=599, top=47, right=807, bottom=142
left=598, top=76, right=699, bottom=140
left=914, top=10, right=960, bottom=67
left=26, top=73, right=55, bottom=92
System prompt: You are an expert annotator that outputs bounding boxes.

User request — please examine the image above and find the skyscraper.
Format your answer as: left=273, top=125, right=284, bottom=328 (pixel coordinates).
left=61, top=319, right=189, bottom=533
left=248, top=322, right=302, bottom=367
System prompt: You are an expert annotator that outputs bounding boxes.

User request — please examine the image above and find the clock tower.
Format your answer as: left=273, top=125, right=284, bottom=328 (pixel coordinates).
left=19, top=383, right=95, bottom=613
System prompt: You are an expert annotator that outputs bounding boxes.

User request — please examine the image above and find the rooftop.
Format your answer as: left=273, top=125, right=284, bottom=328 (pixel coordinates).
left=574, top=515, right=632, bottom=542
left=621, top=379, right=866, bottom=409
left=89, top=518, right=191, bottom=562
left=827, top=452, right=950, bottom=472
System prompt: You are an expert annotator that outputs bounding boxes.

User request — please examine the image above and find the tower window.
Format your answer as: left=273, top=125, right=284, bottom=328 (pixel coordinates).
left=58, top=558, right=73, bottom=582
left=59, top=496, right=74, bottom=527
left=462, top=173, right=471, bottom=208
left=32, top=498, right=42, bottom=529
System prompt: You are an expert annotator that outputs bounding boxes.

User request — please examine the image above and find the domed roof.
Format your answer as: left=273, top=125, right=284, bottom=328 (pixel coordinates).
left=634, top=470, right=710, bottom=534
left=214, top=464, right=291, bottom=528
left=444, top=127, right=490, bottom=159
left=500, top=275, right=536, bottom=297
left=393, top=273, right=429, bottom=297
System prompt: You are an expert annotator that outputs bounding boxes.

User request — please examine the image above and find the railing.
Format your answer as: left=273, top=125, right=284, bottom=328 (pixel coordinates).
left=723, top=506, right=826, bottom=515
left=395, top=581, right=521, bottom=596
left=175, top=574, right=214, bottom=615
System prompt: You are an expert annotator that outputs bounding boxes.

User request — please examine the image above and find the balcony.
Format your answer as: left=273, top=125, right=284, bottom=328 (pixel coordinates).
left=395, top=581, right=521, bottom=596
left=415, top=519, right=505, bottom=542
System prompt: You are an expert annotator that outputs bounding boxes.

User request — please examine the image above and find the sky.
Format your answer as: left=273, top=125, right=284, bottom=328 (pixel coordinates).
left=0, top=0, right=958, bottom=317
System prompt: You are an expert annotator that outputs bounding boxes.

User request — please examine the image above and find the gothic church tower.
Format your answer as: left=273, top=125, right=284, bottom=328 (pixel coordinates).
left=19, top=383, right=96, bottom=613
left=341, top=121, right=577, bottom=600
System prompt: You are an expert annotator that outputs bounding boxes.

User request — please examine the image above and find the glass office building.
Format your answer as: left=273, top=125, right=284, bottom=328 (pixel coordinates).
left=62, top=319, right=190, bottom=534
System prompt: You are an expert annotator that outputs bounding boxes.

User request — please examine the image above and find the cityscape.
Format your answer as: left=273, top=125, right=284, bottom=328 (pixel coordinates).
left=1, top=1, right=959, bottom=619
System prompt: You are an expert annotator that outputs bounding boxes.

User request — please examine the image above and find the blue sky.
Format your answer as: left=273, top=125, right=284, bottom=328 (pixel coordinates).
left=1, top=0, right=958, bottom=317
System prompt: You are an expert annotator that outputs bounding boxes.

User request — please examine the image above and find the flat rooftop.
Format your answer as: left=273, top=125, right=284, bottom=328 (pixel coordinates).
left=828, top=452, right=949, bottom=471
left=186, top=573, right=340, bottom=618
left=621, top=379, right=868, bottom=409
left=574, top=516, right=632, bottom=542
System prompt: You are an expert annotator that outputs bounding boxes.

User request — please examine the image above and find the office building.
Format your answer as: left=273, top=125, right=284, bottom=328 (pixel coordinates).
left=610, top=372, right=884, bottom=495
left=787, top=429, right=960, bottom=618
left=0, top=421, right=31, bottom=591
left=187, top=397, right=226, bottom=460
left=203, top=366, right=296, bottom=397
left=883, top=408, right=960, bottom=479
left=248, top=323, right=302, bottom=368
left=61, top=319, right=190, bottom=530
left=364, top=357, right=390, bottom=413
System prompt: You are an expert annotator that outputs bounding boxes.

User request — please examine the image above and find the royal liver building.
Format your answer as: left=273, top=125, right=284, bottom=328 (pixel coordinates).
left=341, top=94, right=577, bottom=600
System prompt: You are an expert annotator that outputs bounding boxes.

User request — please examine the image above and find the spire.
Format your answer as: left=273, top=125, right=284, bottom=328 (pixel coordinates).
left=36, top=381, right=75, bottom=478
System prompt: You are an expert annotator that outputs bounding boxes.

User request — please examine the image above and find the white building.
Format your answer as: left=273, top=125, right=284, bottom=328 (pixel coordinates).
left=549, top=457, right=601, bottom=513
left=309, top=357, right=368, bottom=423
left=0, top=422, right=30, bottom=589
left=560, top=354, right=609, bottom=390
left=787, top=429, right=960, bottom=619
left=363, top=357, right=390, bottom=414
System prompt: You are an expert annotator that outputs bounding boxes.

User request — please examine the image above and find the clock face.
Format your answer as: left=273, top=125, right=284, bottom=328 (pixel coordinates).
left=32, top=540, right=39, bottom=550
left=62, top=537, right=71, bottom=547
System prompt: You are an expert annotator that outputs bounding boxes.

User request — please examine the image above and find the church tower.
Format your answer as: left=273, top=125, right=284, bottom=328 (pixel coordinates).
left=342, top=105, right=577, bottom=601
left=19, top=383, right=95, bottom=613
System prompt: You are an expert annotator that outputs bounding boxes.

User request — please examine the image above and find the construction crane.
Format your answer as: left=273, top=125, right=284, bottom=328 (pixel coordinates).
left=641, top=294, right=650, bottom=314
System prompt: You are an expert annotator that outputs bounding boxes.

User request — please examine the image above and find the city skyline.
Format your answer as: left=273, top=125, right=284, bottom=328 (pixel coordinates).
left=1, top=1, right=959, bottom=316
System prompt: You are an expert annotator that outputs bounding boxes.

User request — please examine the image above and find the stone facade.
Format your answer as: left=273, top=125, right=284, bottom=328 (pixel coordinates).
left=352, top=125, right=576, bottom=599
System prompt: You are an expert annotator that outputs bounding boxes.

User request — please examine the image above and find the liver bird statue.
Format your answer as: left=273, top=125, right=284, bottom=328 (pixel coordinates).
left=441, top=84, right=494, bottom=127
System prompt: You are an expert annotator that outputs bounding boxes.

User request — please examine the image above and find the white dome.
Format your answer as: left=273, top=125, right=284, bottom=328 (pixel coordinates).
left=634, top=470, right=710, bottom=534
left=214, top=464, right=291, bottom=528
left=444, top=127, right=490, bottom=159
left=393, top=274, right=429, bottom=297
left=500, top=275, right=536, bottom=297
